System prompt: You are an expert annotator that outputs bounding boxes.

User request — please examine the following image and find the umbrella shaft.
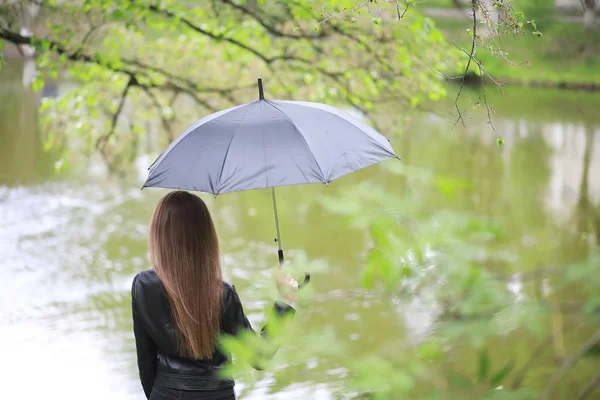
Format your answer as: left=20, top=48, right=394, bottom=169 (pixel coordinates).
left=271, top=187, right=283, bottom=263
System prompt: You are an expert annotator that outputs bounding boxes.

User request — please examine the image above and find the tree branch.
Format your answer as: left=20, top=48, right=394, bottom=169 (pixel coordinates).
left=126, top=0, right=398, bottom=126
left=512, top=321, right=585, bottom=390
left=140, top=3, right=273, bottom=64
left=123, top=58, right=251, bottom=103
left=0, top=27, right=134, bottom=75
left=577, top=372, right=600, bottom=400
left=0, top=27, right=236, bottom=108
left=220, top=0, right=325, bottom=39
left=143, top=87, right=174, bottom=142
left=395, top=0, right=410, bottom=19
left=317, top=0, right=371, bottom=26
left=453, top=0, right=478, bottom=129
left=540, top=330, right=600, bottom=400
left=128, top=1, right=343, bottom=83
left=96, top=76, right=134, bottom=151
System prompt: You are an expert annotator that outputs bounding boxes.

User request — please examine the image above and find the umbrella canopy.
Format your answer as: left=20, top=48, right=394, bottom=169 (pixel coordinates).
left=143, top=79, right=398, bottom=285
left=143, top=95, right=397, bottom=195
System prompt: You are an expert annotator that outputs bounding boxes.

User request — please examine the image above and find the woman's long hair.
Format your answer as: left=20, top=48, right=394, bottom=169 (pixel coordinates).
left=149, top=191, right=222, bottom=359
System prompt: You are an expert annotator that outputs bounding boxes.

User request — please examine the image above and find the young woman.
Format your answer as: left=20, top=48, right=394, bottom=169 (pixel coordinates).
left=132, top=191, right=298, bottom=400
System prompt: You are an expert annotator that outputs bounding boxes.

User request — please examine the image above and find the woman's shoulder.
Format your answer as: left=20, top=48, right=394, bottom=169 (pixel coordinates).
left=221, top=281, right=237, bottom=298
left=131, top=268, right=162, bottom=297
left=133, top=268, right=160, bottom=284
left=221, top=281, right=243, bottom=306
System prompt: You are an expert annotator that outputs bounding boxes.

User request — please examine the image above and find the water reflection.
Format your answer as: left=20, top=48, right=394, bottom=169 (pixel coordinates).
left=1, top=59, right=600, bottom=399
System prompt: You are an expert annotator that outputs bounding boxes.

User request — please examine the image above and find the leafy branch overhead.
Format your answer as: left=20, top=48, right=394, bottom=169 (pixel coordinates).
left=0, top=0, right=537, bottom=167
left=293, top=0, right=540, bottom=145
left=0, top=0, right=448, bottom=169
left=453, top=0, right=542, bottom=142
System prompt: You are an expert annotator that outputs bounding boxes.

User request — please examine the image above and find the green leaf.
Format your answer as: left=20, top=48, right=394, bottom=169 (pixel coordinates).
left=111, top=9, right=128, bottom=21
left=417, top=339, right=445, bottom=361
left=132, top=124, right=145, bottom=136
left=372, top=17, right=382, bottom=25
left=434, top=176, right=472, bottom=199
left=31, top=76, right=45, bottom=92
left=463, top=264, right=481, bottom=292
left=366, top=248, right=389, bottom=282
left=529, top=20, right=537, bottom=30
left=360, top=263, right=376, bottom=289
left=496, top=137, right=506, bottom=147
left=370, top=217, right=396, bottom=247
left=477, top=348, right=490, bottom=382
left=43, top=139, right=53, bottom=152
left=41, top=39, right=51, bottom=52
left=447, top=372, right=473, bottom=391
left=489, top=359, right=515, bottom=386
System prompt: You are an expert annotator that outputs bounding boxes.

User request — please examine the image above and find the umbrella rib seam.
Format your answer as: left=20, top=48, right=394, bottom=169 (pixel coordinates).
left=215, top=104, right=256, bottom=193
left=265, top=100, right=327, bottom=183
left=276, top=101, right=396, bottom=158
left=146, top=103, right=249, bottom=176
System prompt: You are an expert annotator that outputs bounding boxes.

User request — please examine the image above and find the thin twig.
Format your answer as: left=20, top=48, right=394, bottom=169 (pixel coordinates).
left=80, top=25, right=98, bottom=46
left=96, top=76, right=135, bottom=151
left=317, top=0, right=371, bottom=26
left=540, top=330, right=600, bottom=400
left=124, top=57, right=252, bottom=99
left=476, top=56, right=497, bottom=135
left=221, top=0, right=325, bottom=39
left=143, top=87, right=174, bottom=141
left=453, top=0, right=478, bottom=129
left=454, top=46, right=504, bottom=88
left=395, top=0, right=410, bottom=19
left=512, top=321, right=585, bottom=389
left=577, top=372, right=600, bottom=400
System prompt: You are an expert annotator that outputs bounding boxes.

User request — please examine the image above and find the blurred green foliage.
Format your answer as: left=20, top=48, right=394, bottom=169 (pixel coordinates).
left=220, top=159, right=600, bottom=399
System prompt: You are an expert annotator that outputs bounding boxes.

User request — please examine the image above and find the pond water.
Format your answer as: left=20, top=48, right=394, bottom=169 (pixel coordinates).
left=1, top=59, right=599, bottom=400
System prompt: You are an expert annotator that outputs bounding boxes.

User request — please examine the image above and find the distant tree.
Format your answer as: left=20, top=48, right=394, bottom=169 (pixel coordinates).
left=582, top=0, right=598, bottom=54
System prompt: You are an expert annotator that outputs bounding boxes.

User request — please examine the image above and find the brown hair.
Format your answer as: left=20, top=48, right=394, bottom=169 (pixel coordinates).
left=149, top=190, right=222, bottom=359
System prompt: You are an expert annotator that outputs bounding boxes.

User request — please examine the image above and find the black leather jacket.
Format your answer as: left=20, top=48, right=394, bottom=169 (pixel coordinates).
left=131, top=269, right=294, bottom=398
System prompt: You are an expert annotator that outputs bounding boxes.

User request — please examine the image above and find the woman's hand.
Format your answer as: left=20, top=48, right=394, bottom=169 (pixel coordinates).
left=276, top=271, right=299, bottom=305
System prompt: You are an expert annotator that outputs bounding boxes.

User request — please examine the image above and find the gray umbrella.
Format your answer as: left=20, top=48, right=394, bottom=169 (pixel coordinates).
left=143, top=79, right=398, bottom=285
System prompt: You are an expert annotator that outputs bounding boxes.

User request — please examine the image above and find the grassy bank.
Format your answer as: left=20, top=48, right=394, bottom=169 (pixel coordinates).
left=434, top=17, right=600, bottom=86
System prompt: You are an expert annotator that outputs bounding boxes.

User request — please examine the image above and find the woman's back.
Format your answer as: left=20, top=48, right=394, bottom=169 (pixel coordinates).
left=133, top=268, right=294, bottom=397
left=132, top=191, right=296, bottom=399
left=132, top=268, right=256, bottom=392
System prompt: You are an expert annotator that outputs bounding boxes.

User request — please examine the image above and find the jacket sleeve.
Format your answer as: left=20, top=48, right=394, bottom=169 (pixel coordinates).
left=224, top=285, right=295, bottom=336
left=223, top=285, right=295, bottom=368
left=131, top=275, right=158, bottom=399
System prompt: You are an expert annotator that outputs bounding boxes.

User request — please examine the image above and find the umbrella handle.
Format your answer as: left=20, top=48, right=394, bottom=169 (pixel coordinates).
left=298, top=272, right=311, bottom=289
